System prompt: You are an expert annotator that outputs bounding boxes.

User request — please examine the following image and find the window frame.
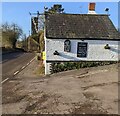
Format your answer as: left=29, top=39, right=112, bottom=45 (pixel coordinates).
left=64, top=39, right=71, bottom=52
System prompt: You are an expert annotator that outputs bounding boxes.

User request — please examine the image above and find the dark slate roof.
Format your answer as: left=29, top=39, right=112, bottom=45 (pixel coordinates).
left=45, top=14, right=120, bottom=40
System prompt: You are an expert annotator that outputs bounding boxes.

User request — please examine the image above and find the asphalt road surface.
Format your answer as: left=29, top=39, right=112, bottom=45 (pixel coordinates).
left=2, top=52, right=35, bottom=82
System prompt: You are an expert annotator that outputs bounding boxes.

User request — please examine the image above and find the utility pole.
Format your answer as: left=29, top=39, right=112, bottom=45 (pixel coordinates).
left=13, top=24, right=16, bottom=48
left=29, top=11, right=44, bottom=34
left=24, top=34, right=27, bottom=51
left=29, top=11, right=44, bottom=52
left=28, top=30, right=30, bottom=52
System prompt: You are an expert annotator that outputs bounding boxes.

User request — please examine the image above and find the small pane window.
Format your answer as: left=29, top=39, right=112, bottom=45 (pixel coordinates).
left=64, top=40, right=71, bottom=52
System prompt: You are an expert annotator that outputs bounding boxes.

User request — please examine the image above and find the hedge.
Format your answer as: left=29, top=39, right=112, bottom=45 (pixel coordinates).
left=50, top=61, right=118, bottom=74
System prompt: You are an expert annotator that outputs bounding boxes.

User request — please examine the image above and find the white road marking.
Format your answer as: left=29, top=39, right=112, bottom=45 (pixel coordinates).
left=30, top=57, right=35, bottom=63
left=14, top=57, right=35, bottom=75
left=21, top=57, right=35, bottom=70
left=26, top=63, right=29, bottom=66
left=2, top=56, right=35, bottom=84
left=14, top=71, right=19, bottom=75
left=30, top=59, right=33, bottom=63
left=21, top=66, right=25, bottom=69
left=1, top=78, right=9, bottom=84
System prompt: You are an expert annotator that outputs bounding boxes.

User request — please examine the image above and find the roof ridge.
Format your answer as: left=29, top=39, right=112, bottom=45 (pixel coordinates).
left=46, top=13, right=109, bottom=16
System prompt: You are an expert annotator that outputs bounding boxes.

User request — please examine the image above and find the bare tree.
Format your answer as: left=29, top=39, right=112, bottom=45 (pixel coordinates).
left=2, top=22, right=23, bottom=48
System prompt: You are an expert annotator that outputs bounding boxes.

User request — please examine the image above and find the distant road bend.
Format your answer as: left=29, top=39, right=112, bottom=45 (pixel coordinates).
left=2, top=52, right=35, bottom=83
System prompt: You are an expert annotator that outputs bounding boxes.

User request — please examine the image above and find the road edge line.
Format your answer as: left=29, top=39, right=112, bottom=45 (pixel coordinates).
left=2, top=56, right=35, bottom=84
left=21, top=66, right=25, bottom=70
left=1, top=78, right=9, bottom=84
left=13, top=56, right=35, bottom=76
left=14, top=71, right=19, bottom=75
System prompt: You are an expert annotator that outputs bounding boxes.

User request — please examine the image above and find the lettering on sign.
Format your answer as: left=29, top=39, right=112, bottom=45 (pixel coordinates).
left=77, top=42, right=88, bottom=58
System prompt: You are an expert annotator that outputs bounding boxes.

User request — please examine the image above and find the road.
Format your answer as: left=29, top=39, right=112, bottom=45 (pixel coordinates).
left=2, top=52, right=35, bottom=82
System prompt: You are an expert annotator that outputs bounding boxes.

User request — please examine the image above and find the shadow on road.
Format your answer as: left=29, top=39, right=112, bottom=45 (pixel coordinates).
left=2, top=52, right=25, bottom=63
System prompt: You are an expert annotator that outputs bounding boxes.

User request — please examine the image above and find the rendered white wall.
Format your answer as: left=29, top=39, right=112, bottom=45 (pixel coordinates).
left=46, top=39, right=120, bottom=61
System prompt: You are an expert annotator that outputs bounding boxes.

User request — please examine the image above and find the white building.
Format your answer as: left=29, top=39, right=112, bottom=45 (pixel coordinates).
left=44, top=3, right=120, bottom=74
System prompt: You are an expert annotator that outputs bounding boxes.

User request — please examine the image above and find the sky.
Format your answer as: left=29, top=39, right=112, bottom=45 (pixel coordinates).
left=2, top=2, right=119, bottom=37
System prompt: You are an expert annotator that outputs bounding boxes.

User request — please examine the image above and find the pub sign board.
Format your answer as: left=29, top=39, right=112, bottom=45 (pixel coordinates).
left=64, top=39, right=71, bottom=52
left=77, top=42, right=88, bottom=58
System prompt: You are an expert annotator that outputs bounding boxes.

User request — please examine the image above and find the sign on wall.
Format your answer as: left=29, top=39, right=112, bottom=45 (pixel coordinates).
left=42, top=51, right=46, bottom=60
left=64, top=39, right=71, bottom=52
left=77, top=42, right=88, bottom=58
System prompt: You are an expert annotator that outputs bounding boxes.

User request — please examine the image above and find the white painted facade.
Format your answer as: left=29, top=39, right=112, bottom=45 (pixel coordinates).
left=46, top=39, right=120, bottom=61
left=45, top=38, right=120, bottom=74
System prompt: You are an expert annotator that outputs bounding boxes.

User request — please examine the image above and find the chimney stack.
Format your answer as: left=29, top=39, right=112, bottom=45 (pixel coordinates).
left=88, top=3, right=96, bottom=14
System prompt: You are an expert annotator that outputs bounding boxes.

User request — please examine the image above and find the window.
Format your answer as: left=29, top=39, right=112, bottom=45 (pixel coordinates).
left=77, top=42, right=88, bottom=58
left=64, top=39, right=71, bottom=52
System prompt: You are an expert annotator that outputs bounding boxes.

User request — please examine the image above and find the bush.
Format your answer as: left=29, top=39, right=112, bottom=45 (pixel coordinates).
left=50, top=61, right=117, bottom=74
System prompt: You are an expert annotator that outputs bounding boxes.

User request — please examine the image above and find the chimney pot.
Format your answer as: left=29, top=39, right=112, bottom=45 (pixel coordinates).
left=89, top=3, right=96, bottom=11
left=88, top=3, right=96, bottom=14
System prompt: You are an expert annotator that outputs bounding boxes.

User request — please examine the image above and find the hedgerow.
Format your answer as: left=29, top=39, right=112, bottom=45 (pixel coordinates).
left=50, top=61, right=117, bottom=74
